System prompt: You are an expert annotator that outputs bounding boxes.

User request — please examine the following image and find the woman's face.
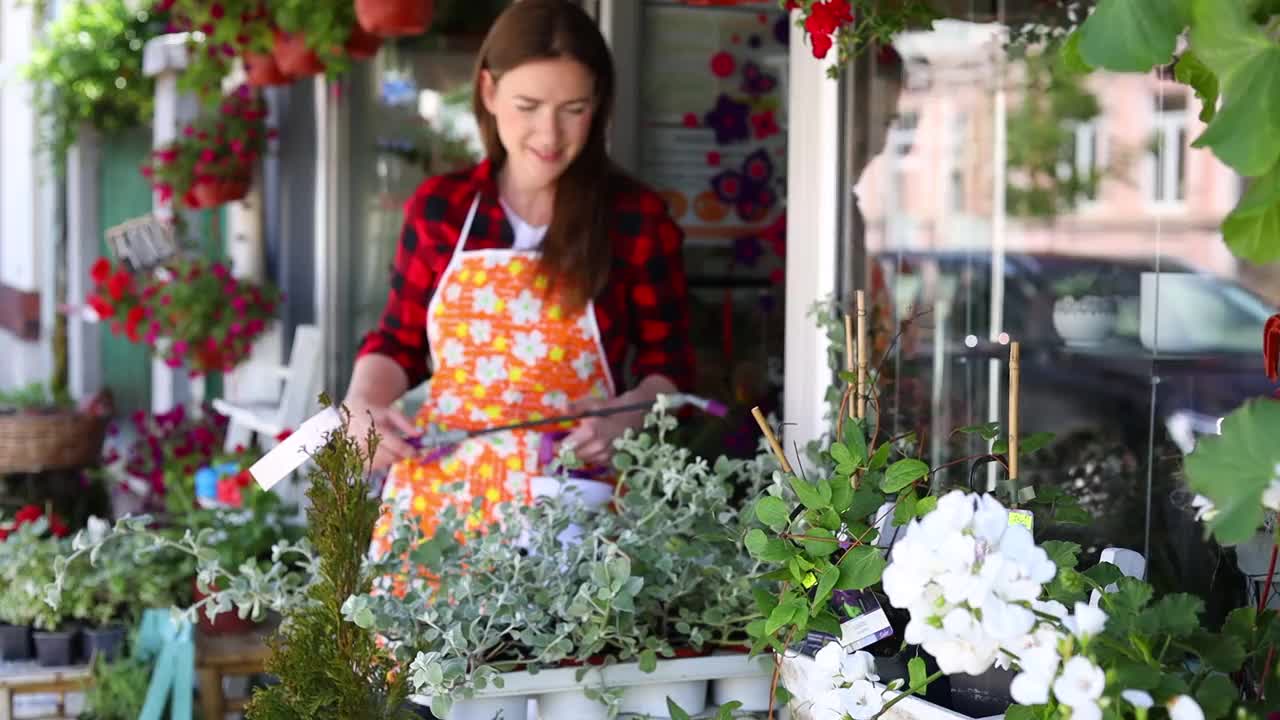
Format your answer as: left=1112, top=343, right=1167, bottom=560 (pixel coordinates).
left=482, top=57, right=597, bottom=190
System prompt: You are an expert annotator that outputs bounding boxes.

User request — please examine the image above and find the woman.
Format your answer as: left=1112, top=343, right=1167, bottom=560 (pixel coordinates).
left=346, top=0, right=694, bottom=555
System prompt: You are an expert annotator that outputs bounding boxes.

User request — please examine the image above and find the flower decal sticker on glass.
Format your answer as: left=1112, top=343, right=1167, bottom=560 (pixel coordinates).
left=703, top=94, right=751, bottom=145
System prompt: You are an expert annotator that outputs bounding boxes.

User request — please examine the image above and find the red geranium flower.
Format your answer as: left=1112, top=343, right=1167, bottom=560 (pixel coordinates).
left=90, top=258, right=112, bottom=285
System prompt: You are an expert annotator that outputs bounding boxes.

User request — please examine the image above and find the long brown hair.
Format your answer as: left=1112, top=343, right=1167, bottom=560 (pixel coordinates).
left=472, top=0, right=618, bottom=310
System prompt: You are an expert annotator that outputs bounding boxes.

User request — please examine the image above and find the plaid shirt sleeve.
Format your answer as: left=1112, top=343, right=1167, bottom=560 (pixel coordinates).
left=356, top=177, right=452, bottom=388
left=613, top=189, right=696, bottom=392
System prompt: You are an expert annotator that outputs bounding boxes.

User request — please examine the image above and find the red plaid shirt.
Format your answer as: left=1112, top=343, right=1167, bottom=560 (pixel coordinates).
left=357, top=159, right=695, bottom=393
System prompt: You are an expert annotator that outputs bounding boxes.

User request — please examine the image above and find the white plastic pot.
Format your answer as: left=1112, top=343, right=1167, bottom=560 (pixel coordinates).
left=618, top=679, right=708, bottom=717
left=711, top=674, right=772, bottom=711
left=446, top=696, right=529, bottom=720
left=527, top=476, right=615, bottom=546
left=537, top=687, right=610, bottom=720
left=1052, top=296, right=1116, bottom=346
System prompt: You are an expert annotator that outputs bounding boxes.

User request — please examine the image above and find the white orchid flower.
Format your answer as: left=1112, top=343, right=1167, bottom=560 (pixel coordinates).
left=1166, top=695, right=1205, bottom=720
left=1064, top=600, right=1108, bottom=640
left=1052, top=656, right=1106, bottom=709
left=838, top=678, right=885, bottom=720
left=1121, top=689, right=1154, bottom=709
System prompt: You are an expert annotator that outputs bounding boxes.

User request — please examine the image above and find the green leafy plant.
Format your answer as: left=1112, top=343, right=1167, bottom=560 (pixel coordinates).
left=1066, top=0, right=1280, bottom=264
left=81, top=653, right=152, bottom=720
left=345, top=405, right=771, bottom=718
left=0, top=382, right=71, bottom=412
left=21, top=0, right=165, bottom=161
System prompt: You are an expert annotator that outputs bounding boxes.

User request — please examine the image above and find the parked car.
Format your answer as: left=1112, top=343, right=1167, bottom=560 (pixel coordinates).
left=873, top=250, right=1275, bottom=620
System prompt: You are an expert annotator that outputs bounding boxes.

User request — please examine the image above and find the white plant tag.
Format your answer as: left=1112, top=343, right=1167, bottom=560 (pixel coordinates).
left=837, top=590, right=894, bottom=651
left=249, top=407, right=341, bottom=490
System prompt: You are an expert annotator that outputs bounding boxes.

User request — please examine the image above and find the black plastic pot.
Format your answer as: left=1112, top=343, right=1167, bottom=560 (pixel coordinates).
left=0, top=622, right=33, bottom=661
left=948, top=666, right=1015, bottom=717
left=82, top=625, right=127, bottom=662
left=32, top=629, right=78, bottom=667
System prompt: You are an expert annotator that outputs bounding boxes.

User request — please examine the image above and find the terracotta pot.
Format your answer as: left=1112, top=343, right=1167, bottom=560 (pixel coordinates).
left=243, top=51, right=292, bottom=87
left=345, top=22, right=383, bottom=59
left=355, top=0, right=434, bottom=37
left=185, top=178, right=250, bottom=210
left=191, top=579, right=261, bottom=636
left=273, top=31, right=325, bottom=77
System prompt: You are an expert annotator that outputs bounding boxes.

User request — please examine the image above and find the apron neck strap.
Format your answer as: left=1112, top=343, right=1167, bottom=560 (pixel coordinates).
left=457, top=194, right=482, bottom=253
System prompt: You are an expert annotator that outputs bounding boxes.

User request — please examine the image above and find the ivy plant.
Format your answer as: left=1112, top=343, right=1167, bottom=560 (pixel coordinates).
left=22, top=0, right=167, bottom=160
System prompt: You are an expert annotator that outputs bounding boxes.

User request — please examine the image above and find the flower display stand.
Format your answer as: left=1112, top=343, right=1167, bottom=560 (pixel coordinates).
left=0, top=662, right=91, bottom=720
left=411, top=653, right=776, bottom=720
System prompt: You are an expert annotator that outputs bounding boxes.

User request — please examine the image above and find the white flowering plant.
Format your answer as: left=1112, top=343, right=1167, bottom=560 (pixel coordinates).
left=879, top=487, right=1278, bottom=720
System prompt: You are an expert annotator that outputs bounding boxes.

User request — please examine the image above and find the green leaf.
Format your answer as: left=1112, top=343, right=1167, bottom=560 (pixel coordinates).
left=954, top=422, right=1000, bottom=441
left=836, top=545, right=887, bottom=590
left=810, top=608, right=843, bottom=637
left=1077, top=0, right=1187, bottom=72
left=845, top=486, right=885, bottom=523
left=915, top=494, right=937, bottom=518
left=1221, top=161, right=1280, bottom=264
left=639, top=648, right=658, bottom=673
left=715, top=701, right=744, bottom=720
left=907, top=656, right=927, bottom=692
left=1053, top=503, right=1092, bottom=525
left=1082, top=562, right=1123, bottom=589
left=1046, top=567, right=1090, bottom=606
left=666, top=697, right=692, bottom=720
left=1175, top=50, right=1220, bottom=123
left=1104, top=577, right=1155, bottom=617
left=894, top=489, right=919, bottom=526
left=801, top=528, right=839, bottom=557
left=1003, top=707, right=1041, bottom=720
left=791, top=476, right=833, bottom=510
left=1189, top=631, right=1246, bottom=673
left=868, top=443, right=892, bottom=471
left=829, top=475, right=854, bottom=514
left=745, top=529, right=793, bottom=563
left=1183, top=398, right=1280, bottom=544
left=813, top=564, right=840, bottom=611
left=809, top=507, right=843, bottom=533
left=1042, top=540, right=1082, bottom=572
left=755, top=496, right=792, bottom=531
left=1059, top=30, right=1093, bottom=75
left=1111, top=661, right=1162, bottom=690
left=1136, top=594, right=1203, bottom=638
left=830, top=441, right=864, bottom=475
left=766, top=598, right=806, bottom=635
left=843, top=419, right=869, bottom=465
left=1194, top=673, right=1236, bottom=719
left=1156, top=673, right=1190, bottom=700
left=993, top=432, right=1055, bottom=455
left=881, top=459, right=929, bottom=493
left=753, top=588, right=779, bottom=616
left=1189, top=0, right=1280, bottom=176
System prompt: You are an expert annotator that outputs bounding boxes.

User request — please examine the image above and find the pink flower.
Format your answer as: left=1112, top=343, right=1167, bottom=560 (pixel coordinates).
left=210, top=3, right=224, bottom=19
left=200, top=149, right=216, bottom=163
left=231, top=296, right=247, bottom=314
left=171, top=340, right=187, bottom=355
left=211, top=262, right=229, bottom=279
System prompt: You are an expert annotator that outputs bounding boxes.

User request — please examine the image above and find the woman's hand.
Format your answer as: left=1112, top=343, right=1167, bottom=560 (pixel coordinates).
left=560, top=375, right=678, bottom=467
left=343, top=397, right=421, bottom=471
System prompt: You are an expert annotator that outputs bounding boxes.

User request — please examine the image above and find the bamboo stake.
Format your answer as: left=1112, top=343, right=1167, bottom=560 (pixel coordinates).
left=844, top=313, right=856, bottom=420
left=1008, top=342, right=1021, bottom=487
left=856, top=290, right=868, bottom=420
left=751, top=406, right=793, bottom=474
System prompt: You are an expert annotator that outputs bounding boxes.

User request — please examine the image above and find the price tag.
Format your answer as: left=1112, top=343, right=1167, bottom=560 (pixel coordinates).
left=837, top=590, right=894, bottom=651
left=1008, top=509, right=1034, bottom=532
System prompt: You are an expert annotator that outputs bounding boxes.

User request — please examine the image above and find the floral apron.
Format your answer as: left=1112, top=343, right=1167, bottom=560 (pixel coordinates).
left=371, top=194, right=616, bottom=565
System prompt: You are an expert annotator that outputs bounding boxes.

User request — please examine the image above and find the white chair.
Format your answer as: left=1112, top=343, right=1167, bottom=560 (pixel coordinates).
left=213, top=324, right=324, bottom=455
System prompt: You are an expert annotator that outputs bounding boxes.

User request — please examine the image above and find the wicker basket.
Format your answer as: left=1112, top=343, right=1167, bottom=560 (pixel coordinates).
left=0, top=410, right=109, bottom=474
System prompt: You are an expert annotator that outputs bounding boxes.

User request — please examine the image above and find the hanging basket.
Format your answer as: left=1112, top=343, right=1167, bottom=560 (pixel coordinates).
left=273, top=32, right=325, bottom=77
left=0, top=410, right=109, bottom=474
left=355, top=0, right=434, bottom=37
left=345, top=22, right=384, bottom=59
left=185, top=178, right=250, bottom=210
left=244, top=51, right=293, bottom=87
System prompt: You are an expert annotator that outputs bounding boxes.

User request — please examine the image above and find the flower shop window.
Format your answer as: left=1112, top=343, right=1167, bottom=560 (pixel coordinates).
left=859, top=16, right=1273, bottom=623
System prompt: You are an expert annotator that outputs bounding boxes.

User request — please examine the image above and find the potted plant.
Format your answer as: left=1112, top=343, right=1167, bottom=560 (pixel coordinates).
left=85, top=256, right=282, bottom=377
left=165, top=0, right=273, bottom=102
left=271, top=0, right=383, bottom=77
left=1051, top=271, right=1117, bottom=347
left=356, top=0, right=435, bottom=37
left=21, top=0, right=167, bottom=161
left=140, top=85, right=272, bottom=210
